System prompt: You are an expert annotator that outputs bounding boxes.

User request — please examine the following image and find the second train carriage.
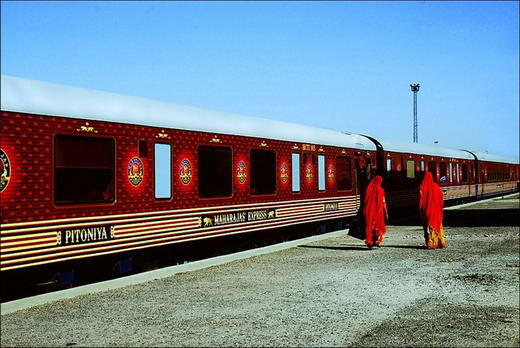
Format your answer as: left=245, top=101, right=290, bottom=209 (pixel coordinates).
left=360, top=137, right=519, bottom=214
left=0, top=75, right=376, bottom=274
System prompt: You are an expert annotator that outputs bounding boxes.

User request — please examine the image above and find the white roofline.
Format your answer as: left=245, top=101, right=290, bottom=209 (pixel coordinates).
left=0, top=75, right=375, bottom=151
left=470, top=151, right=519, bottom=165
left=375, top=138, right=474, bottom=160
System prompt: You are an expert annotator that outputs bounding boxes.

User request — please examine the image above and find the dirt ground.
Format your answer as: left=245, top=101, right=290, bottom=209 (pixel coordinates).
left=1, top=195, right=519, bottom=347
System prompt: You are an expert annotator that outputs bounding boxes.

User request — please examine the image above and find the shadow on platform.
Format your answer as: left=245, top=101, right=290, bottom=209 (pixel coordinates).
left=443, top=209, right=519, bottom=227
left=389, top=208, right=519, bottom=227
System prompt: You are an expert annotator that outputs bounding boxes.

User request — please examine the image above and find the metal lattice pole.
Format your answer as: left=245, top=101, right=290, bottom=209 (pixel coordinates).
left=410, top=83, right=420, bottom=143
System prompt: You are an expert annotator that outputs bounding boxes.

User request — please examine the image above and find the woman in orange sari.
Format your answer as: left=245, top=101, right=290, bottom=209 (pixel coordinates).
left=419, top=172, right=447, bottom=248
left=363, top=175, right=388, bottom=249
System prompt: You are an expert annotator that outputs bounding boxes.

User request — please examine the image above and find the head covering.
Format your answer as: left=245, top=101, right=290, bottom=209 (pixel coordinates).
left=363, top=175, right=386, bottom=235
left=419, top=172, right=444, bottom=232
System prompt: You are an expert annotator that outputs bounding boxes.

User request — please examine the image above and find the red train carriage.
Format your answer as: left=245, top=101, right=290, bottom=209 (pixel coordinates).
left=0, top=75, right=376, bottom=275
left=468, top=151, right=519, bottom=198
left=360, top=138, right=519, bottom=214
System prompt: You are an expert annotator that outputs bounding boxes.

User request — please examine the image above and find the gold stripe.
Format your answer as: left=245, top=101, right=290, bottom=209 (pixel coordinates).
left=114, top=218, right=201, bottom=232
left=1, top=236, right=58, bottom=247
left=113, top=222, right=202, bottom=238
left=0, top=231, right=58, bottom=241
left=277, top=209, right=324, bottom=217
left=2, top=241, right=58, bottom=253
left=1, top=209, right=353, bottom=262
left=1, top=210, right=353, bottom=271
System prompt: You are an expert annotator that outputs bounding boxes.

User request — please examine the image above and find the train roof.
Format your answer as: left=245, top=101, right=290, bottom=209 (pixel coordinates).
left=375, top=138, right=475, bottom=160
left=470, top=151, right=519, bottom=165
left=0, top=75, right=375, bottom=151
left=375, top=138, right=518, bottom=165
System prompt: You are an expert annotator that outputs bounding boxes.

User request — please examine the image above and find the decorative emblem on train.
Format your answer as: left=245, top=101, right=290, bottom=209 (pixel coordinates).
left=327, top=164, right=335, bottom=182
left=156, top=130, right=171, bottom=139
left=76, top=122, right=98, bottom=133
left=0, top=149, right=11, bottom=192
left=237, top=160, right=247, bottom=184
left=280, top=163, right=289, bottom=183
left=305, top=164, right=313, bottom=183
left=128, top=157, right=144, bottom=186
left=201, top=208, right=276, bottom=228
left=179, top=159, right=192, bottom=185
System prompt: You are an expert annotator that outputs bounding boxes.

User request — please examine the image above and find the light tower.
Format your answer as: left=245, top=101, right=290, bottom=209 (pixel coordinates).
left=410, top=83, right=420, bottom=143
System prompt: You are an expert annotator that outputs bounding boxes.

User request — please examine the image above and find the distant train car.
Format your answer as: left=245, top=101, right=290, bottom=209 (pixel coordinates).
left=0, top=75, right=376, bottom=276
left=360, top=138, right=519, bottom=214
left=468, top=151, right=519, bottom=198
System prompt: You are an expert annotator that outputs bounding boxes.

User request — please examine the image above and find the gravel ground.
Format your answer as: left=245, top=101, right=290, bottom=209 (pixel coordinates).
left=1, top=195, right=519, bottom=347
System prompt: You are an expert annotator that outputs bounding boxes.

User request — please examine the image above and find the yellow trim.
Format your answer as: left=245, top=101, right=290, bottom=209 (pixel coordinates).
left=2, top=241, right=58, bottom=253
left=1, top=210, right=353, bottom=271
left=0, top=231, right=57, bottom=241
left=1, top=209, right=354, bottom=262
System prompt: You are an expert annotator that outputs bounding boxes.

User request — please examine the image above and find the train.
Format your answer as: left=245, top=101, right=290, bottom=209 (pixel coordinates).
left=1, top=75, right=518, bottom=293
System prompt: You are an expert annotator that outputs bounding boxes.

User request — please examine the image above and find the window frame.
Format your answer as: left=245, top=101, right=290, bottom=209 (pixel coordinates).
left=154, top=142, right=173, bottom=200
left=336, top=155, right=353, bottom=192
left=54, top=134, right=116, bottom=206
left=291, top=153, right=301, bottom=193
left=317, top=154, right=326, bottom=191
left=386, top=158, right=392, bottom=172
left=439, top=161, right=447, bottom=184
left=406, top=160, right=415, bottom=179
left=197, top=145, right=233, bottom=199
left=461, top=163, right=468, bottom=183
left=250, top=148, right=277, bottom=196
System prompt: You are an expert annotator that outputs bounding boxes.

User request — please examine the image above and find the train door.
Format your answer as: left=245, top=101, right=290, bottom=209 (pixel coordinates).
left=354, top=153, right=366, bottom=196
left=471, top=162, right=477, bottom=198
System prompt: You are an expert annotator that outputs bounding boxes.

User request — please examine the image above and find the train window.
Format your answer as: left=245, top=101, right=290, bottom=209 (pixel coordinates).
left=461, top=163, right=468, bottom=182
left=386, top=158, right=392, bottom=172
left=336, top=156, right=352, bottom=191
left=456, top=163, right=460, bottom=183
left=55, top=135, right=115, bottom=205
left=250, top=149, right=276, bottom=195
left=139, top=140, right=148, bottom=158
left=291, top=153, right=300, bottom=192
left=199, top=146, right=232, bottom=198
left=406, top=160, right=415, bottom=178
left=155, top=143, right=172, bottom=199
left=439, top=162, right=447, bottom=184
left=318, top=155, right=326, bottom=191
left=420, top=160, right=425, bottom=172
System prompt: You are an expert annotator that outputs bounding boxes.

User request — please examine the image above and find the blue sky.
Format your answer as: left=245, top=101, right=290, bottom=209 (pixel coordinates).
left=2, top=1, right=518, bottom=159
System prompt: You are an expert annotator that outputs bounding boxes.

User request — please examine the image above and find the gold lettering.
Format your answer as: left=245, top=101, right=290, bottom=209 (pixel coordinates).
left=62, top=226, right=111, bottom=244
left=100, top=227, right=107, bottom=239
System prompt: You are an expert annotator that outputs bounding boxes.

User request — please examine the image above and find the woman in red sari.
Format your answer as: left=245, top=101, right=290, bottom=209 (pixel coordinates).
left=363, top=175, right=388, bottom=249
left=419, top=172, right=447, bottom=248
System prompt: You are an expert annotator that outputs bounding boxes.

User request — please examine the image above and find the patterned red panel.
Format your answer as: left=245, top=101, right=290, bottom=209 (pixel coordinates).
left=0, top=111, right=367, bottom=224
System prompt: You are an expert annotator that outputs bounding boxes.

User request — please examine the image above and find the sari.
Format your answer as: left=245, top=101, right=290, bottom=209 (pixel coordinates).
left=419, top=172, right=447, bottom=248
left=363, top=176, right=387, bottom=248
